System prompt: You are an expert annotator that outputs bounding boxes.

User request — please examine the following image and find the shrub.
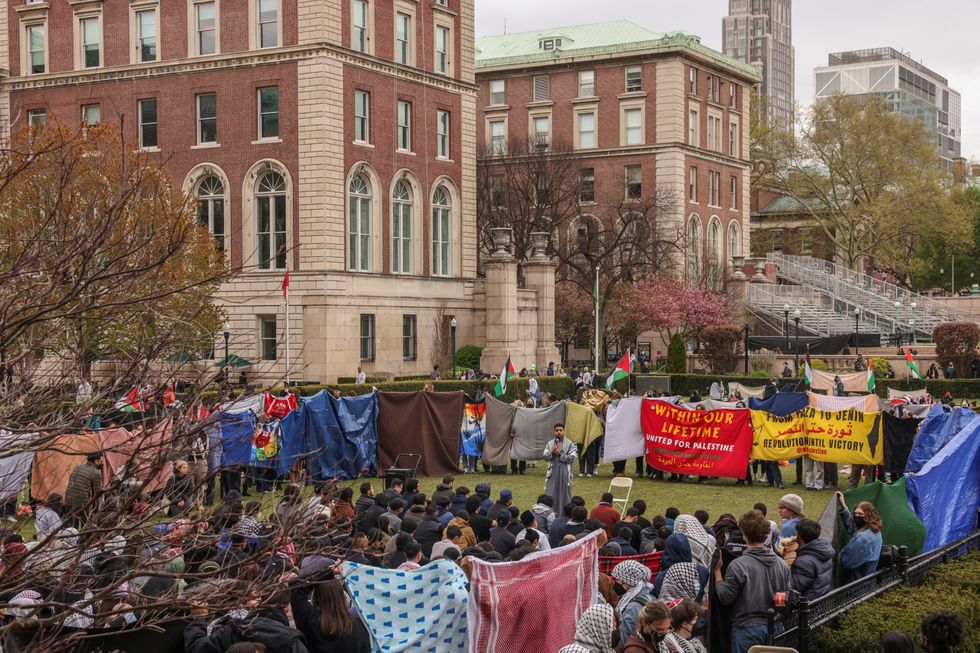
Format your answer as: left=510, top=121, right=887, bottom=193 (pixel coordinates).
left=750, top=351, right=776, bottom=373
left=868, top=356, right=890, bottom=379
left=933, top=322, right=980, bottom=377
left=698, top=325, right=742, bottom=374
left=263, top=376, right=577, bottom=404
left=666, top=333, right=687, bottom=373
left=454, top=345, right=483, bottom=372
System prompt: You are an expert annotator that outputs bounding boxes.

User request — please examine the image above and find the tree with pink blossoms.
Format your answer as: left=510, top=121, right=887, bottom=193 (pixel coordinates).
left=629, top=275, right=731, bottom=344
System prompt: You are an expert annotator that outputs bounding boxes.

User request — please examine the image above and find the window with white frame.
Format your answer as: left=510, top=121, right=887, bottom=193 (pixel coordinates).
left=772, top=229, right=783, bottom=251
left=391, top=180, right=413, bottom=273
left=82, top=103, right=100, bottom=126
left=730, top=175, right=738, bottom=210
left=435, top=25, right=449, bottom=74
left=687, top=215, right=701, bottom=281
left=348, top=174, right=371, bottom=272
left=138, top=98, right=157, bottom=148
left=27, top=108, right=46, bottom=127
left=578, top=70, right=595, bottom=97
left=402, top=314, right=417, bottom=361
left=707, top=171, right=721, bottom=207
left=801, top=228, right=813, bottom=254
left=729, top=83, right=737, bottom=107
left=395, top=12, right=410, bottom=65
left=578, top=112, right=595, bottom=149
left=195, top=1, right=216, bottom=55
left=729, top=122, right=738, bottom=156
left=489, top=119, right=506, bottom=155
left=260, top=316, right=277, bottom=360
left=625, top=65, right=642, bottom=92
left=689, top=67, right=697, bottom=94
left=352, top=0, right=369, bottom=53
left=707, top=75, right=721, bottom=102
left=256, top=172, right=287, bottom=270
left=196, top=175, right=225, bottom=251
left=489, top=79, right=505, bottom=105
left=258, top=86, right=279, bottom=139
left=708, top=115, right=722, bottom=151
left=79, top=16, right=100, bottom=68
left=728, top=222, right=741, bottom=257
left=136, top=8, right=157, bottom=62
left=354, top=90, right=369, bottom=142
left=532, top=115, right=550, bottom=148
left=432, top=185, right=451, bottom=276
left=397, top=100, right=412, bottom=151
left=532, top=75, right=550, bottom=102
left=436, top=110, right=450, bottom=158
left=688, top=109, right=698, bottom=146
left=359, top=314, right=375, bottom=361
left=26, top=24, right=45, bottom=74
left=197, top=93, right=217, bottom=144
left=257, top=0, right=278, bottom=47
left=624, top=108, right=642, bottom=145
left=689, top=166, right=697, bottom=202
left=625, top=165, right=641, bottom=199
left=579, top=168, right=595, bottom=203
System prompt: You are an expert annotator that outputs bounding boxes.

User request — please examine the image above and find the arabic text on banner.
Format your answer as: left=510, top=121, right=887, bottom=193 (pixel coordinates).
left=750, top=407, right=883, bottom=465
left=640, top=399, right=752, bottom=478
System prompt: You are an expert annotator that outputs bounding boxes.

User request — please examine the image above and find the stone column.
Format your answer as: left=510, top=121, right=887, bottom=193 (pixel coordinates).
left=480, top=228, right=520, bottom=374
left=728, top=255, right=750, bottom=326
left=522, top=232, right=561, bottom=370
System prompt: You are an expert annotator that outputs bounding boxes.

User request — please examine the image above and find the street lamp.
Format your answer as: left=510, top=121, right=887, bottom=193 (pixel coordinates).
left=894, top=300, right=902, bottom=345
left=783, top=303, right=790, bottom=352
left=910, top=302, right=917, bottom=345
left=449, top=316, right=457, bottom=380
left=853, top=308, right=861, bottom=356
left=222, top=322, right=230, bottom=385
left=742, top=323, right=750, bottom=375
left=793, top=309, right=801, bottom=371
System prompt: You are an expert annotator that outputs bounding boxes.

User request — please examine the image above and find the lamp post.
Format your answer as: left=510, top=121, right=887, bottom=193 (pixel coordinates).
left=783, top=303, right=790, bottom=352
left=743, top=323, right=750, bottom=375
left=449, top=316, right=457, bottom=380
left=910, top=301, right=917, bottom=345
left=222, top=322, right=230, bottom=384
left=793, top=309, right=801, bottom=371
left=853, top=308, right=861, bottom=356
left=894, top=300, right=901, bottom=345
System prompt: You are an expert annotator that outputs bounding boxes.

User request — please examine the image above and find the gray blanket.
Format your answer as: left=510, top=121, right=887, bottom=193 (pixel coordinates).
left=483, top=396, right=517, bottom=467
left=482, top=396, right=568, bottom=465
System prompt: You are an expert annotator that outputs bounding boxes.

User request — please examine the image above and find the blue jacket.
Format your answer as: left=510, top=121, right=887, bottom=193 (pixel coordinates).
left=618, top=585, right=653, bottom=645
left=791, top=538, right=835, bottom=600
left=838, top=508, right=882, bottom=582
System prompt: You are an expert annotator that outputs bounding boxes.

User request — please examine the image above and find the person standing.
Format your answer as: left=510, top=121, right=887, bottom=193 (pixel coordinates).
left=355, top=367, right=366, bottom=384
left=64, top=452, right=104, bottom=527
left=75, top=378, right=93, bottom=404
left=543, top=423, right=577, bottom=517
left=836, top=494, right=883, bottom=583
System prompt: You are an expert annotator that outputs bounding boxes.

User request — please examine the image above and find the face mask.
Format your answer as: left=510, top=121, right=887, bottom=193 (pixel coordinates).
left=641, top=630, right=668, bottom=644
left=612, top=582, right=626, bottom=596
left=853, top=516, right=867, bottom=529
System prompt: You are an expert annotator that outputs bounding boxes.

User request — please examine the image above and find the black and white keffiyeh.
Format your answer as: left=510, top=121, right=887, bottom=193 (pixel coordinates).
left=659, top=561, right=701, bottom=603
left=611, top=559, right=653, bottom=616
left=557, top=603, right=616, bottom=653
left=673, top=515, right=715, bottom=569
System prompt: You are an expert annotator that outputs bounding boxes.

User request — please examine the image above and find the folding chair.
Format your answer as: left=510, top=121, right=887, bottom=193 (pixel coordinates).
left=748, top=646, right=798, bottom=653
left=607, top=476, right=633, bottom=516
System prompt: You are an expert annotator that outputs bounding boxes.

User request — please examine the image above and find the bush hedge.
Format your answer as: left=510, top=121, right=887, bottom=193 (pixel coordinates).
left=811, top=553, right=980, bottom=653
left=265, top=376, right=577, bottom=404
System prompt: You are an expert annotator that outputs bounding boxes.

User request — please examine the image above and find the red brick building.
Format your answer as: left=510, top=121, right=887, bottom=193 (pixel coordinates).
left=750, top=188, right=835, bottom=262
left=475, top=21, right=760, bottom=287
left=2, top=0, right=487, bottom=382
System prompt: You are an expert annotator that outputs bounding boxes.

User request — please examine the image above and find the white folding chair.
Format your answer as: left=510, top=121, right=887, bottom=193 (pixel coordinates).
left=748, top=646, right=799, bottom=653
left=607, top=476, right=633, bottom=516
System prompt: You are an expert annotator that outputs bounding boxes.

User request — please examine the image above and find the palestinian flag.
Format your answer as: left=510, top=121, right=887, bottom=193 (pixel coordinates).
left=114, top=387, right=144, bottom=413
left=906, top=350, right=921, bottom=380
left=494, top=355, right=515, bottom=397
left=606, top=351, right=630, bottom=390
left=803, top=346, right=813, bottom=386
left=867, top=368, right=876, bottom=392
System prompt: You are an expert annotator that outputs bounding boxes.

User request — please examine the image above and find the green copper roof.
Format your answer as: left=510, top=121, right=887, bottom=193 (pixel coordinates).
left=476, top=19, right=760, bottom=79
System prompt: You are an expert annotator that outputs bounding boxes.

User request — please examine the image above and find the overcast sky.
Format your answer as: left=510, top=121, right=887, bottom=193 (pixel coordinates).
left=475, top=0, right=980, bottom=162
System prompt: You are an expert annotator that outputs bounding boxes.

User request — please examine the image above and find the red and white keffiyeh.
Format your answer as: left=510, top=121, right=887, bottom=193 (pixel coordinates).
left=468, top=530, right=600, bottom=653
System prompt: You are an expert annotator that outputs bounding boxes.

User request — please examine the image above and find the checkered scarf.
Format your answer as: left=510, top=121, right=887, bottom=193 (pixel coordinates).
left=557, top=603, right=616, bottom=653
left=611, top=560, right=652, bottom=617
left=659, top=562, right=701, bottom=603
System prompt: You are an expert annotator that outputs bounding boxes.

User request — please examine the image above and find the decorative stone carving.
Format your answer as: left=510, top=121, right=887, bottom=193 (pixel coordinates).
left=530, top=232, right=550, bottom=261
left=491, top=227, right=512, bottom=258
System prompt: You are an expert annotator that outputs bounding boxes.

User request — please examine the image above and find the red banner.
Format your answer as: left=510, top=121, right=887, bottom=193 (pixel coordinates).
left=641, top=399, right=752, bottom=478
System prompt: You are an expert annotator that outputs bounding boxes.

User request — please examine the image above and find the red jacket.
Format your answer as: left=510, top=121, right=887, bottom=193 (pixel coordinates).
left=590, top=503, right=621, bottom=535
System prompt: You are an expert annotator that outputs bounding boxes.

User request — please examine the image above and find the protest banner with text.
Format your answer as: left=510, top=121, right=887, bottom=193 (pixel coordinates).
left=750, top=407, right=883, bottom=465
left=641, top=399, right=752, bottom=478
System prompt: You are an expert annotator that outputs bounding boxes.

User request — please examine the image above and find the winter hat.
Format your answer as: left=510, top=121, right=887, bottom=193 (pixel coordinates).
left=779, top=494, right=804, bottom=516
left=500, top=489, right=513, bottom=502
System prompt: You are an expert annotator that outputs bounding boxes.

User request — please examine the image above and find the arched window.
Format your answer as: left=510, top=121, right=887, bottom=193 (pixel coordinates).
left=432, top=185, right=451, bottom=276
left=196, top=175, right=225, bottom=251
left=728, top=221, right=741, bottom=259
left=256, top=172, right=286, bottom=270
left=687, top=214, right=701, bottom=282
left=708, top=218, right=722, bottom=268
left=392, top=181, right=413, bottom=274
left=349, top=174, right=372, bottom=272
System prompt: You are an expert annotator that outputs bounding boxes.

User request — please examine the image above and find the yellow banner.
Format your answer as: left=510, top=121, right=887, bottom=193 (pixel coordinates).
left=750, top=407, right=883, bottom=465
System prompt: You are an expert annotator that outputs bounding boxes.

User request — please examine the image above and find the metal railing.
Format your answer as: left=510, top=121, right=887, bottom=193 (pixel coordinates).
left=746, top=284, right=895, bottom=337
left=768, top=529, right=980, bottom=652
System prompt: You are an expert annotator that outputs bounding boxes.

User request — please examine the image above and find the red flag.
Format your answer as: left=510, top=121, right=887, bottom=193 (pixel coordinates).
left=281, top=271, right=290, bottom=300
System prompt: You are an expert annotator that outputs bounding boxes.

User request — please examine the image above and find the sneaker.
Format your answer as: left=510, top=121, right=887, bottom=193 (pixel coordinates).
left=578, top=473, right=584, bottom=477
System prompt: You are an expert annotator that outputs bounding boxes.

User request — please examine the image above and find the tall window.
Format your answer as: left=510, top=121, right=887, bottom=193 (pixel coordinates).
left=435, top=25, right=449, bottom=74
left=532, top=115, right=550, bottom=148
left=689, top=166, right=697, bottom=202
left=402, top=315, right=417, bottom=361
left=730, top=175, right=738, bottom=210
left=578, top=112, right=595, bottom=149
left=687, top=216, right=701, bottom=281
left=80, top=16, right=100, bottom=68
left=624, top=108, right=642, bottom=145
left=27, top=109, right=46, bottom=127
left=436, top=110, right=450, bottom=158
left=625, top=65, right=642, bottom=92
left=196, top=1, right=216, bottom=55
left=532, top=75, right=550, bottom=102
left=352, top=0, right=368, bottom=53
left=772, top=229, right=783, bottom=251
left=707, top=116, right=721, bottom=151
left=489, top=119, right=506, bottom=155
left=579, top=168, right=595, bottom=203
left=688, top=109, right=698, bottom=146
left=801, top=228, right=813, bottom=254
left=729, top=122, right=738, bottom=156
left=27, top=25, right=45, bottom=74
left=578, top=70, right=595, bottom=97
left=348, top=175, right=371, bottom=272
left=712, top=172, right=721, bottom=206
left=708, top=220, right=722, bottom=283
left=432, top=185, right=451, bottom=276
left=260, top=317, right=277, bottom=360
left=258, top=86, right=279, bottom=139
left=397, top=100, right=412, bottom=151
left=138, top=99, right=157, bottom=148
left=197, top=93, right=217, bottom=144
left=258, top=0, right=278, bottom=48
left=489, top=79, right=505, bottom=105
left=395, top=12, right=410, bottom=64
left=689, top=67, right=697, bottom=94
left=196, top=175, right=225, bottom=251
left=625, top=165, right=641, bottom=199
left=391, top=181, right=412, bottom=274
left=82, top=103, right=101, bottom=126
left=728, top=222, right=741, bottom=258
left=136, top=8, right=157, bottom=62
left=354, top=90, right=369, bottom=142
left=256, top=172, right=287, bottom=270
left=359, top=314, right=375, bottom=362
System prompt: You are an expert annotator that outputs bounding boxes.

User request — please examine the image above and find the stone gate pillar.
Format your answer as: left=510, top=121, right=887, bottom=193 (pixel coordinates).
left=480, top=228, right=520, bottom=374
left=522, top=232, right=561, bottom=371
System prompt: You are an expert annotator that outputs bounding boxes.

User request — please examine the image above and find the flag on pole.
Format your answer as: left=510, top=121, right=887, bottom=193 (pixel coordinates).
left=867, top=368, right=876, bottom=392
left=905, top=350, right=921, bottom=380
left=281, top=271, right=290, bottom=301
left=494, top=355, right=515, bottom=397
left=606, top=351, right=631, bottom=390
left=803, top=345, right=813, bottom=386
left=593, top=273, right=599, bottom=304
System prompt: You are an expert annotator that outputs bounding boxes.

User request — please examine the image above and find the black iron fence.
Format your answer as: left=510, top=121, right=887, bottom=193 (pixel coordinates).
left=767, top=529, right=980, bottom=652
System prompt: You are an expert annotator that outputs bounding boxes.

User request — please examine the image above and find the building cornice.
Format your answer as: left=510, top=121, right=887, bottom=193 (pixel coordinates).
left=2, top=42, right=479, bottom=95
left=481, top=143, right=753, bottom=169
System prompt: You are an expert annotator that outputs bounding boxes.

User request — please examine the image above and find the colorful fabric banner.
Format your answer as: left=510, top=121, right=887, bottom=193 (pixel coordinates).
left=748, top=392, right=809, bottom=416
left=602, top=397, right=644, bottom=463
left=461, top=401, right=487, bottom=458
left=640, top=400, right=752, bottom=478
left=807, top=391, right=878, bottom=413
left=750, top=408, right=883, bottom=465
left=563, top=402, right=603, bottom=452
left=468, top=530, right=600, bottom=653
left=343, top=558, right=469, bottom=653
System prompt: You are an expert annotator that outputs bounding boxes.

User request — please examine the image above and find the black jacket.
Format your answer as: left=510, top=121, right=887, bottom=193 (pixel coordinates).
left=354, top=495, right=375, bottom=515
left=414, top=517, right=443, bottom=558
left=469, top=514, right=492, bottom=543
left=610, top=520, right=643, bottom=549
left=356, top=504, right=386, bottom=533
left=791, top=538, right=835, bottom=601
left=486, top=501, right=511, bottom=524
left=291, top=589, right=371, bottom=653
left=185, top=609, right=309, bottom=653
left=490, top=527, right=516, bottom=556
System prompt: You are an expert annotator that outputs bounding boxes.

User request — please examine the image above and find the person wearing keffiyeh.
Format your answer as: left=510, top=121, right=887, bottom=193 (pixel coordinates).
left=653, top=533, right=708, bottom=603
left=672, top=515, right=715, bottom=569
left=612, top=559, right=654, bottom=644
left=558, top=603, right=617, bottom=653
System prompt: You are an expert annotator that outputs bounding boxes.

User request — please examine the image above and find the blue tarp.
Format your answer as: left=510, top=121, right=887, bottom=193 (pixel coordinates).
left=905, top=403, right=977, bottom=473
left=906, top=416, right=980, bottom=552
left=218, top=411, right=256, bottom=467
left=748, top=392, right=809, bottom=416
left=303, top=390, right=379, bottom=480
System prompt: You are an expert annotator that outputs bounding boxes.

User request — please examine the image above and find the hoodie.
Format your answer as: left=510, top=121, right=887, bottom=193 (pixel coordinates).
left=474, top=483, right=493, bottom=515
left=531, top=503, right=557, bottom=531
left=184, top=608, right=309, bottom=653
left=715, top=546, right=792, bottom=627
left=791, top=538, right=835, bottom=600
